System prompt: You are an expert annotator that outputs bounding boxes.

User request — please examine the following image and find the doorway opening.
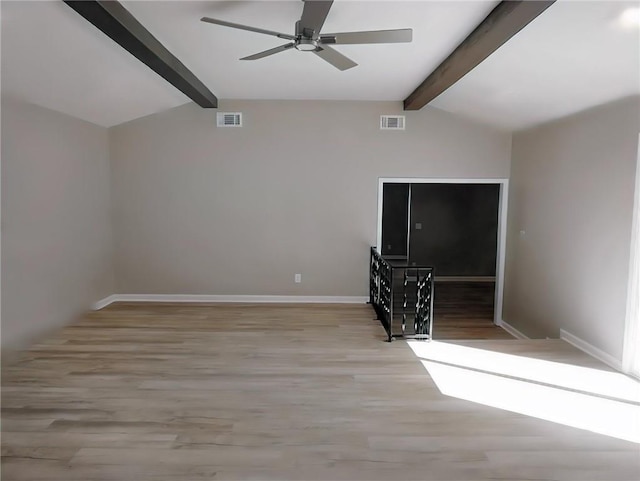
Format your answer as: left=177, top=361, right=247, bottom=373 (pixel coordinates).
left=377, top=178, right=509, bottom=339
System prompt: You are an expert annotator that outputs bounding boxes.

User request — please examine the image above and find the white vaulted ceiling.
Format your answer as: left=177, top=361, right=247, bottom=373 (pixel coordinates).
left=121, top=0, right=496, bottom=102
left=1, top=1, right=638, bottom=130
left=1, top=0, right=190, bottom=127
left=431, top=0, right=640, bottom=130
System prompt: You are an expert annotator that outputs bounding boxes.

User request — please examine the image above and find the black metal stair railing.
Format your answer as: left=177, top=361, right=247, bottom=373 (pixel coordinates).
left=414, top=267, right=434, bottom=339
left=369, top=246, right=435, bottom=342
left=369, top=247, right=392, bottom=339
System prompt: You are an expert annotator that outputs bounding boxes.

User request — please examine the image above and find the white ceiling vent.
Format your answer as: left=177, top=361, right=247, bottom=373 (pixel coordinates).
left=380, top=115, right=405, bottom=130
left=217, top=112, right=242, bottom=127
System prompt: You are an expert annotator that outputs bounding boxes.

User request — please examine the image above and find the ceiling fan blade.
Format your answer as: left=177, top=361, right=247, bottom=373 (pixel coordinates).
left=240, top=43, right=296, bottom=61
left=320, top=28, right=413, bottom=45
left=314, top=45, right=357, bottom=71
left=201, top=17, right=295, bottom=41
left=299, top=0, right=333, bottom=38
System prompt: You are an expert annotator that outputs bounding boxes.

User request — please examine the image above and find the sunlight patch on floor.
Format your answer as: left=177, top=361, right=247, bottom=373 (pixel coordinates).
left=407, top=341, right=640, bottom=443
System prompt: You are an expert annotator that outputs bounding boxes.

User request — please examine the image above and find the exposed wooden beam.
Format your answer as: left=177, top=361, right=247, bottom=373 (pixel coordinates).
left=64, top=0, right=217, bottom=108
left=403, top=0, right=555, bottom=111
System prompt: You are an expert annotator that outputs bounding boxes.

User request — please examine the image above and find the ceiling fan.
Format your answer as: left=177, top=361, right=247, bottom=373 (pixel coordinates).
left=201, top=0, right=412, bottom=71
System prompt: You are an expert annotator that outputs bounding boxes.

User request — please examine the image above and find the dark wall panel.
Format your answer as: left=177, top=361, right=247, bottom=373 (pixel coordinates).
left=381, top=183, right=409, bottom=256
left=409, top=183, right=499, bottom=276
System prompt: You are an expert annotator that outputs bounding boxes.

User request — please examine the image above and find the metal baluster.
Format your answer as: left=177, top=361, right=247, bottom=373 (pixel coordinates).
left=402, top=268, right=407, bottom=335
left=414, top=268, right=419, bottom=336
left=428, top=269, right=435, bottom=341
left=369, top=249, right=375, bottom=305
left=415, top=268, right=428, bottom=339
left=384, top=262, right=391, bottom=341
left=387, top=265, right=391, bottom=339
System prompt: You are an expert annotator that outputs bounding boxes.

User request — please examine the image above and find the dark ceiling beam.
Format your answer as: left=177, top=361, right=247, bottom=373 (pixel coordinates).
left=64, top=0, right=217, bottom=108
left=403, top=0, right=555, bottom=111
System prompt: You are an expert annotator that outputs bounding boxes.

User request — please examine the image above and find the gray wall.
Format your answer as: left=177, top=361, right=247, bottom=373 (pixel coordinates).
left=1, top=99, right=114, bottom=350
left=110, top=100, right=511, bottom=296
left=504, top=96, right=640, bottom=361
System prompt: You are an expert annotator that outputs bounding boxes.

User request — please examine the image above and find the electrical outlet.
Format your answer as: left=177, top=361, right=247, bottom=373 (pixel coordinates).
left=294, top=273, right=301, bottom=283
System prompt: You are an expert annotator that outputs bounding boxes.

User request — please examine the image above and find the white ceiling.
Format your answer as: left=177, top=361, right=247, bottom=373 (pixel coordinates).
left=431, top=0, right=640, bottom=130
left=122, top=0, right=496, bottom=101
left=1, top=0, right=189, bottom=127
left=1, top=1, right=638, bottom=130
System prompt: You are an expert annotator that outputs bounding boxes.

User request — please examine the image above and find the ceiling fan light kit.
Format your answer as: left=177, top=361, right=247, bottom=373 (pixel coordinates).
left=201, top=0, right=412, bottom=71
left=295, top=38, right=318, bottom=52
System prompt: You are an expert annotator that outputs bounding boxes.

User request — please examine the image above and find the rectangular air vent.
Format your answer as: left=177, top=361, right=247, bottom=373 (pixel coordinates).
left=217, top=112, right=242, bottom=127
left=380, top=115, right=405, bottom=130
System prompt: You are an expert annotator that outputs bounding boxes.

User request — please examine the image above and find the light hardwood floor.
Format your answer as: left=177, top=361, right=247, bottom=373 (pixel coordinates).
left=432, top=281, right=512, bottom=340
left=2, top=303, right=639, bottom=480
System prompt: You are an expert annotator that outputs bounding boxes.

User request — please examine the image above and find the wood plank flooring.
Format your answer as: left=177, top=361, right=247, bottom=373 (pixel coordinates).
left=2, top=303, right=639, bottom=480
left=433, top=281, right=512, bottom=340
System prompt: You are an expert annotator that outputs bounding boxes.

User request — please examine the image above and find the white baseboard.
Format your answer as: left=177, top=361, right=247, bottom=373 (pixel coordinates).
left=92, top=295, right=118, bottom=310
left=92, top=294, right=368, bottom=309
left=497, top=319, right=530, bottom=339
left=560, top=329, right=622, bottom=371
